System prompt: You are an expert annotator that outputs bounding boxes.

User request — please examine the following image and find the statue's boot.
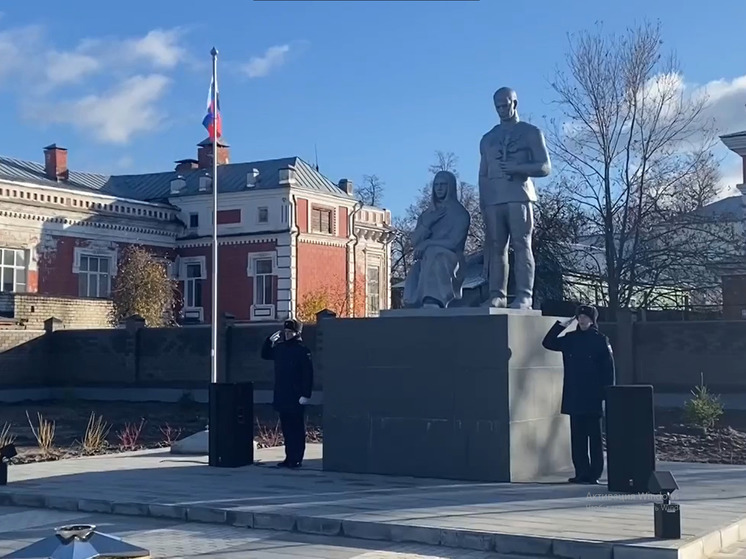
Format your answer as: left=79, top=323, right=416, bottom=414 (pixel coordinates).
left=484, top=296, right=507, bottom=308
left=509, top=296, right=533, bottom=310
left=422, top=296, right=443, bottom=309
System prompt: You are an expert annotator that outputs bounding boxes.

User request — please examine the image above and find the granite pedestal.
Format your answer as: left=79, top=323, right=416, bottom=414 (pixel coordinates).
left=320, top=309, right=572, bottom=482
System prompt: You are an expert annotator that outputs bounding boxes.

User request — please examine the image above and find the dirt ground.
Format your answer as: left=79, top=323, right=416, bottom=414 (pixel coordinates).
left=654, top=407, right=746, bottom=465
left=0, top=400, right=322, bottom=463
left=1, top=400, right=744, bottom=465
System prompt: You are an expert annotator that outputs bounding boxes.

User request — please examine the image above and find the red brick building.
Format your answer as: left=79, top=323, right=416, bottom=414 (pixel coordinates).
left=0, top=140, right=393, bottom=323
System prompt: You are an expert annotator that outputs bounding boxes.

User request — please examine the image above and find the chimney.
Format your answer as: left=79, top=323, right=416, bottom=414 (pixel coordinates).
left=43, top=144, right=68, bottom=181
left=175, top=159, right=199, bottom=173
left=338, top=178, right=353, bottom=195
left=197, top=137, right=230, bottom=169
left=246, top=168, right=259, bottom=188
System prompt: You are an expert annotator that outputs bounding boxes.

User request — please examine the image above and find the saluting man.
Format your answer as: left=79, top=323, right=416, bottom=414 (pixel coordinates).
left=261, top=318, right=314, bottom=469
left=542, top=305, right=615, bottom=484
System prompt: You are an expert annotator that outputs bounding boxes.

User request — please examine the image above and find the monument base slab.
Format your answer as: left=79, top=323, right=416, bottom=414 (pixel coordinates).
left=320, top=313, right=571, bottom=482
left=380, top=306, right=541, bottom=318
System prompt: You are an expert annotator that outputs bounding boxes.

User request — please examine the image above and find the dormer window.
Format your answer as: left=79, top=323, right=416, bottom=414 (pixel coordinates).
left=247, top=168, right=259, bottom=188
left=279, top=167, right=295, bottom=185
left=170, top=176, right=186, bottom=195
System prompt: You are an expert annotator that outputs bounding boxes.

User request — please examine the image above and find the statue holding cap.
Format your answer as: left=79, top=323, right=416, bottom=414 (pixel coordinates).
left=478, top=87, right=552, bottom=309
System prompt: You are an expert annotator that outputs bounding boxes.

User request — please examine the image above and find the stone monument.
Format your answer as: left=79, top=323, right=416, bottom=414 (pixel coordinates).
left=320, top=95, right=570, bottom=484
left=479, top=87, right=551, bottom=309
left=402, top=170, right=470, bottom=309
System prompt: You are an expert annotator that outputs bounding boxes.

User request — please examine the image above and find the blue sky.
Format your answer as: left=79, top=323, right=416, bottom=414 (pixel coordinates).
left=1, top=0, right=745, bottom=217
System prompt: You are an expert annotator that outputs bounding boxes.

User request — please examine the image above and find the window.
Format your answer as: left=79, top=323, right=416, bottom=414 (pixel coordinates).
left=185, top=263, right=203, bottom=309
left=311, top=207, right=334, bottom=234
left=367, top=265, right=381, bottom=315
left=254, top=258, right=273, bottom=305
left=0, top=248, right=27, bottom=293
left=258, top=207, right=268, bottom=223
left=78, top=255, right=111, bottom=298
left=188, top=213, right=199, bottom=228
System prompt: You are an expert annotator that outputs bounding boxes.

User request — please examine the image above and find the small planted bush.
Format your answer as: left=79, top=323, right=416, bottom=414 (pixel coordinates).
left=684, top=377, right=723, bottom=432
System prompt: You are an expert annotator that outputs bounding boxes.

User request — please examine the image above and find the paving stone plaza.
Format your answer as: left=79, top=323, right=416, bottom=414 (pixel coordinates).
left=1, top=445, right=746, bottom=558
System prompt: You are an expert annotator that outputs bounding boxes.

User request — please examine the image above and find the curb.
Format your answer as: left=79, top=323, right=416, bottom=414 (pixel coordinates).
left=0, top=490, right=742, bottom=558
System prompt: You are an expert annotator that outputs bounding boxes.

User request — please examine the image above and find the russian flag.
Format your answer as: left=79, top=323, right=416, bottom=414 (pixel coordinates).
left=202, top=75, right=222, bottom=139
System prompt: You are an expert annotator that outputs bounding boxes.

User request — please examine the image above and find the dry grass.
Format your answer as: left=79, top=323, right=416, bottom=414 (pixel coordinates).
left=25, top=411, right=56, bottom=456
left=82, top=412, right=110, bottom=454
left=0, top=422, right=15, bottom=448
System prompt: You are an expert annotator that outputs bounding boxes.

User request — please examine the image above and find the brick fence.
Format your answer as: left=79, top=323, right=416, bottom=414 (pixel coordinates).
left=0, top=317, right=319, bottom=390
left=0, top=292, right=113, bottom=329
left=0, top=313, right=744, bottom=394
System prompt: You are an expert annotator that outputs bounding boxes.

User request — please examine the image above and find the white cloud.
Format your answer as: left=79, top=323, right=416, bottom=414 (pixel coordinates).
left=0, top=24, right=45, bottom=81
left=75, top=28, right=186, bottom=72
left=34, top=74, right=171, bottom=144
left=695, top=75, right=746, bottom=138
left=122, top=29, right=185, bottom=68
left=0, top=22, right=189, bottom=144
left=242, top=44, right=291, bottom=78
left=690, top=75, right=746, bottom=191
left=44, top=51, right=100, bottom=86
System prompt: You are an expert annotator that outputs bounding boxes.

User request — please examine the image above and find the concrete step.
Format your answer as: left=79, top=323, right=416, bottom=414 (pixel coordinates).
left=712, top=539, right=746, bottom=557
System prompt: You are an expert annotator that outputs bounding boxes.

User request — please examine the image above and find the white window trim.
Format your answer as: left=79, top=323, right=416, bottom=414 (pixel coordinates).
left=247, top=251, right=277, bottom=321
left=179, top=256, right=206, bottom=280
left=0, top=247, right=28, bottom=293
left=187, top=212, right=199, bottom=229
left=179, top=256, right=206, bottom=321
left=309, top=203, right=337, bottom=235
left=257, top=206, right=269, bottom=224
left=366, top=256, right=382, bottom=317
left=72, top=246, right=118, bottom=277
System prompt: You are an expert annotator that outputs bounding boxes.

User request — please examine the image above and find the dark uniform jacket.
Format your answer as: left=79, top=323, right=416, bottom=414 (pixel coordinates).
left=260, top=335, right=314, bottom=413
left=542, top=322, right=615, bottom=416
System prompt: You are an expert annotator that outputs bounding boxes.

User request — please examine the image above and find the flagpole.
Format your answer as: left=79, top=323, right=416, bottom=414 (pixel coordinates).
left=210, top=46, right=219, bottom=385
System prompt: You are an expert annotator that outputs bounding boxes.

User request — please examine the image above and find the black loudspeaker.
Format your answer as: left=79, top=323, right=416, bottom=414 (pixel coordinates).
left=605, top=384, right=656, bottom=493
left=208, top=382, right=254, bottom=467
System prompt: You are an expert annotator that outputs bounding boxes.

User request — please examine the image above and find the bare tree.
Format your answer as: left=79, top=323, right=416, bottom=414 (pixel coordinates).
left=357, top=174, right=385, bottom=207
left=547, top=21, right=738, bottom=316
left=533, top=184, right=586, bottom=303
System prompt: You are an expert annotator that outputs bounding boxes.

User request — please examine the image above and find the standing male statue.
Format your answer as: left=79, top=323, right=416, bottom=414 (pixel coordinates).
left=478, top=87, right=551, bottom=309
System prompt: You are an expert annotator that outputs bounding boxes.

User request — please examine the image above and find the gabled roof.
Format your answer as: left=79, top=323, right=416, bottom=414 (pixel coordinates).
left=0, top=154, right=352, bottom=203
left=691, top=194, right=743, bottom=220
